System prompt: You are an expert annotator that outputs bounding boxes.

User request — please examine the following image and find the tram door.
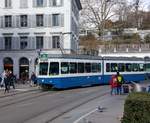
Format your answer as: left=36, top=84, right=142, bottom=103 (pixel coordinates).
left=19, top=58, right=29, bottom=80
left=3, top=57, right=13, bottom=72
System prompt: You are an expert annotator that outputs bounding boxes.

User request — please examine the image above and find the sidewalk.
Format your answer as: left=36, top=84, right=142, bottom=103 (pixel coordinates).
left=74, top=95, right=126, bottom=123
left=0, top=84, right=39, bottom=97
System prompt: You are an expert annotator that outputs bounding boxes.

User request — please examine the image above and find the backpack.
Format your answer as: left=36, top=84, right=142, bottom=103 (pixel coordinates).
left=117, top=75, right=123, bottom=84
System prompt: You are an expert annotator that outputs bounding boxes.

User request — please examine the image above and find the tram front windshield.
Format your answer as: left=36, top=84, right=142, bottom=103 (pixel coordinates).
left=39, top=62, right=48, bottom=75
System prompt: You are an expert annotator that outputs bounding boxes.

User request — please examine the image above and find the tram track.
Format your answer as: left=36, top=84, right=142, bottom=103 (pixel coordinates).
left=0, top=88, right=39, bottom=99
left=22, top=87, right=109, bottom=123
left=46, top=91, right=109, bottom=123
left=0, top=90, right=56, bottom=109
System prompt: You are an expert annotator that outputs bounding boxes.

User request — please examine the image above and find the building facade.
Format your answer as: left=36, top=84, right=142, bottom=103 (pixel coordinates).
left=0, top=0, right=82, bottom=79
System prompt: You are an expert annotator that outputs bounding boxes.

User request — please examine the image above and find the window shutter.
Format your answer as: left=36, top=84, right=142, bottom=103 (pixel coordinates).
left=0, top=16, right=3, bottom=28
left=31, top=15, right=36, bottom=28
left=44, top=14, right=48, bottom=27
left=33, top=0, right=36, bottom=7
left=0, top=37, right=4, bottom=49
left=20, top=0, right=28, bottom=8
left=12, top=37, right=16, bottom=49
left=12, top=15, right=16, bottom=28
left=28, top=15, right=32, bottom=28
left=49, top=0, right=52, bottom=6
left=61, top=0, right=64, bottom=6
left=29, top=37, right=36, bottom=49
left=61, top=14, right=64, bottom=27
left=48, top=36, right=52, bottom=49
left=48, top=14, right=52, bottom=27
left=43, top=0, right=47, bottom=7
left=43, top=36, right=48, bottom=49
left=16, top=15, right=20, bottom=28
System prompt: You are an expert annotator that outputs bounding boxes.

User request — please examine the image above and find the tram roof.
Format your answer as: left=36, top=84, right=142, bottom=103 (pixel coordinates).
left=42, top=54, right=144, bottom=61
left=46, top=54, right=102, bottom=60
left=103, top=56, right=144, bottom=61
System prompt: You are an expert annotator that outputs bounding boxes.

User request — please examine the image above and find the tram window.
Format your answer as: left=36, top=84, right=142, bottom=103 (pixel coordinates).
left=132, top=63, right=139, bottom=72
left=61, top=62, right=69, bottom=74
left=118, top=63, right=125, bottom=72
left=85, top=63, right=91, bottom=73
left=78, top=63, right=84, bottom=73
left=139, top=63, right=144, bottom=71
left=98, top=63, right=101, bottom=72
left=39, top=62, right=48, bottom=75
left=111, top=63, right=118, bottom=72
left=145, top=63, right=150, bottom=72
left=69, top=62, right=77, bottom=73
left=126, top=63, right=132, bottom=72
left=92, top=63, right=98, bottom=73
left=49, top=62, right=59, bottom=75
left=106, top=63, right=110, bottom=72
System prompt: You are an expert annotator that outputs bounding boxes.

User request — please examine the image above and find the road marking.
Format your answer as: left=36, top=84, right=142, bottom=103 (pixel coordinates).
left=73, top=108, right=97, bottom=123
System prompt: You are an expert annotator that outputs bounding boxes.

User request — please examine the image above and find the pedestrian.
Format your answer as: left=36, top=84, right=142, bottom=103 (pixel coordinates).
left=9, top=71, right=15, bottom=89
left=0, top=71, right=6, bottom=88
left=4, top=71, right=10, bottom=93
left=30, top=72, right=37, bottom=87
left=109, top=74, right=118, bottom=95
left=116, top=72, right=125, bottom=95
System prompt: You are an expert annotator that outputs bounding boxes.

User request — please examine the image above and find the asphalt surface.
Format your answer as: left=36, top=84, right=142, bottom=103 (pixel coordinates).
left=0, top=85, right=126, bottom=123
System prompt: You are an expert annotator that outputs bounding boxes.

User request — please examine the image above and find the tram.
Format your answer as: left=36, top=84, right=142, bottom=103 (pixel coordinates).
left=37, top=54, right=146, bottom=89
left=144, top=57, right=150, bottom=79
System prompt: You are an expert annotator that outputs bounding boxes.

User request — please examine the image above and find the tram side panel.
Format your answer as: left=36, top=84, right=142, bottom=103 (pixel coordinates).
left=103, top=59, right=145, bottom=84
left=37, top=59, right=104, bottom=89
left=145, top=60, right=150, bottom=79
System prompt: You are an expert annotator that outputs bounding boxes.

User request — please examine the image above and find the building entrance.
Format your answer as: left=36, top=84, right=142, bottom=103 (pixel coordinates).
left=3, top=57, right=13, bottom=72
left=19, top=58, right=29, bottom=80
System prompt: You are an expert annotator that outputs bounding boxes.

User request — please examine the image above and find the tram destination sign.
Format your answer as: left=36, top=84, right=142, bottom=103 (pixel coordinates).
left=40, top=54, right=48, bottom=61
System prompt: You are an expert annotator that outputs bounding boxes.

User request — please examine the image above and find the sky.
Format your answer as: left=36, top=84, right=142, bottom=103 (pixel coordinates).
left=128, top=0, right=150, bottom=11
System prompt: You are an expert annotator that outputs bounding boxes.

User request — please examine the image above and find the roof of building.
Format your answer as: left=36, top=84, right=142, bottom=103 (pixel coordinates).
left=75, top=0, right=82, bottom=10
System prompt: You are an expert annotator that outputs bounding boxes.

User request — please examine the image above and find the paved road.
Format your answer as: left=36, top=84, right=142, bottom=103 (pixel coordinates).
left=52, top=93, right=125, bottom=123
left=0, top=85, right=125, bottom=123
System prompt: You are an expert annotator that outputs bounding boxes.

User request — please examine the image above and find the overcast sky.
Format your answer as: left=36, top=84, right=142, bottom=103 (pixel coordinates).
left=128, top=0, right=150, bottom=11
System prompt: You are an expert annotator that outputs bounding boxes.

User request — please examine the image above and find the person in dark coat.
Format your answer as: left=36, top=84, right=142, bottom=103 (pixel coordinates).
left=9, top=71, right=15, bottom=89
left=30, top=72, right=37, bottom=86
left=4, top=71, right=10, bottom=93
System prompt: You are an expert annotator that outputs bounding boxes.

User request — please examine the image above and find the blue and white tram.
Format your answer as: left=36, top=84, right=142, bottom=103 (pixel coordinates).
left=103, top=57, right=145, bottom=83
left=144, top=57, right=150, bottom=79
left=37, top=55, right=103, bottom=89
left=37, top=54, right=146, bottom=89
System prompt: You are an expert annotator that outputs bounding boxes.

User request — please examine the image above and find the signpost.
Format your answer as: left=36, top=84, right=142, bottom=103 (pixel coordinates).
left=40, top=54, right=48, bottom=61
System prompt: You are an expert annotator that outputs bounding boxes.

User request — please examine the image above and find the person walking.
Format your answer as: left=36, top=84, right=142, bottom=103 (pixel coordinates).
left=116, top=72, right=125, bottom=95
left=9, top=71, right=15, bottom=89
left=30, top=72, right=37, bottom=87
left=109, top=74, right=118, bottom=95
left=0, top=71, right=6, bottom=88
left=4, top=71, right=10, bottom=93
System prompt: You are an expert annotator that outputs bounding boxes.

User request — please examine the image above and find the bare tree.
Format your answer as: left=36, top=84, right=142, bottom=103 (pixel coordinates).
left=79, top=34, right=99, bottom=55
left=80, top=0, right=117, bottom=37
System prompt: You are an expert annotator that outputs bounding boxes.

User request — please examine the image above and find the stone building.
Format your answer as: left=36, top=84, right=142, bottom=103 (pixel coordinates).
left=0, top=0, right=82, bottom=79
